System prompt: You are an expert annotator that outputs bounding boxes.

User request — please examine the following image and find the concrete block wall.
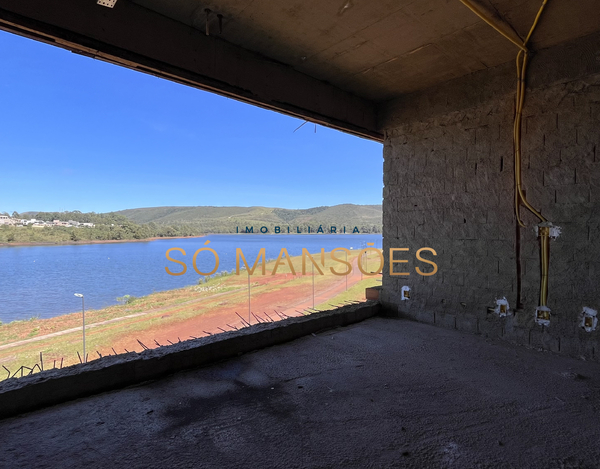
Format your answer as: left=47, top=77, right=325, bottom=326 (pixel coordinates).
left=379, top=32, right=600, bottom=360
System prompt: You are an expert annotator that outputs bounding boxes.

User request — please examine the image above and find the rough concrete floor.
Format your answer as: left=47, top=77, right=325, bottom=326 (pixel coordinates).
left=1, top=317, right=599, bottom=469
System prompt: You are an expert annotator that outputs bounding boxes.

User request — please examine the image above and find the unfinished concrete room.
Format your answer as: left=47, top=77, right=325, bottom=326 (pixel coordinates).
left=0, top=0, right=600, bottom=467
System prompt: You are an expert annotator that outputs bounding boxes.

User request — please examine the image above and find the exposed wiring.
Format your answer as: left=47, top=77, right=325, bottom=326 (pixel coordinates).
left=539, top=225, right=550, bottom=306
left=514, top=0, right=549, bottom=227
left=459, top=0, right=549, bottom=225
left=293, top=120, right=308, bottom=133
left=293, top=120, right=318, bottom=134
left=459, top=0, right=527, bottom=52
left=460, top=0, right=552, bottom=309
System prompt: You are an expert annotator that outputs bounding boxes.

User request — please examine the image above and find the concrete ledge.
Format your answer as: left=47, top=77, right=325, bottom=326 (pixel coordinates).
left=0, top=302, right=380, bottom=420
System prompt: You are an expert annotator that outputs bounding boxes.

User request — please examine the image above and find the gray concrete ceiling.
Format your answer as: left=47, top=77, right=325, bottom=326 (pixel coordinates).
left=1, top=0, right=598, bottom=139
left=132, top=0, right=600, bottom=102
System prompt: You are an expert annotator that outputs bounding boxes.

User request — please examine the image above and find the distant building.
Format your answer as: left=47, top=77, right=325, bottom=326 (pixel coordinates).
left=1, top=217, right=93, bottom=228
left=0, top=216, right=21, bottom=226
left=52, top=220, right=71, bottom=227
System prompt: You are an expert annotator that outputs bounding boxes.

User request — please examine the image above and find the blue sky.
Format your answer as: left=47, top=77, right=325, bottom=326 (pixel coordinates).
left=0, top=30, right=383, bottom=214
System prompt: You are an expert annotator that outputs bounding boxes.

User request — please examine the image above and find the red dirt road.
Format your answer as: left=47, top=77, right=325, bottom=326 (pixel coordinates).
left=107, top=257, right=374, bottom=355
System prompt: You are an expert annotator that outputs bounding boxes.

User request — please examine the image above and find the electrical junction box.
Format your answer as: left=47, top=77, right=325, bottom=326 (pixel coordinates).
left=97, top=0, right=117, bottom=8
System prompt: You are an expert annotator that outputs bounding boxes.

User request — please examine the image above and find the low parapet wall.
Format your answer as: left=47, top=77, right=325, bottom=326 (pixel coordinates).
left=0, top=302, right=379, bottom=420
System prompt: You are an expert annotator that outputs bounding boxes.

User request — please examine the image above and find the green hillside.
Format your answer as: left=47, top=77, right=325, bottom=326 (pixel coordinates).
left=116, top=204, right=382, bottom=233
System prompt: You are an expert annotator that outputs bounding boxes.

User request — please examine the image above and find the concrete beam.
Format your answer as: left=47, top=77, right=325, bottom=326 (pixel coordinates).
left=0, top=303, right=380, bottom=420
left=0, top=0, right=382, bottom=141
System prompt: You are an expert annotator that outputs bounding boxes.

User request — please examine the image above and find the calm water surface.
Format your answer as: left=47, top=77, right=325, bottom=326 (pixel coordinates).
left=0, top=234, right=382, bottom=322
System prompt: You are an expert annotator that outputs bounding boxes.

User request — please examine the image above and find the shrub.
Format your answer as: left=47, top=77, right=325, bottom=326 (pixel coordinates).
left=116, top=294, right=137, bottom=304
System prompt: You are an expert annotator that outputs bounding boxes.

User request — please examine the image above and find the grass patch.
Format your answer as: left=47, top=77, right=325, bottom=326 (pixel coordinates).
left=0, top=249, right=383, bottom=376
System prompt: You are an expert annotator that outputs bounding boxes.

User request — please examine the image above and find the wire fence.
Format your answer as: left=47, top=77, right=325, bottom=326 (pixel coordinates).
left=0, top=301, right=361, bottom=383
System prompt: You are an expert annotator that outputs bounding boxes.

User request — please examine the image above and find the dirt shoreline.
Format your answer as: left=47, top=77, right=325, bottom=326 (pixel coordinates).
left=0, top=235, right=206, bottom=248
left=0, top=252, right=378, bottom=371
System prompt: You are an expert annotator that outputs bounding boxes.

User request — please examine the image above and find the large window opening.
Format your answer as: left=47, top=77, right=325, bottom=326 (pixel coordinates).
left=0, top=30, right=382, bottom=377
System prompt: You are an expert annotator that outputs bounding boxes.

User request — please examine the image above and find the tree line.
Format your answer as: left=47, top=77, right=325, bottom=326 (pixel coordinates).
left=0, top=210, right=381, bottom=244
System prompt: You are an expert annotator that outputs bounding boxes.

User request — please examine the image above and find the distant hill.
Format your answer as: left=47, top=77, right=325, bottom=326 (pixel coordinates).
left=116, top=204, right=382, bottom=233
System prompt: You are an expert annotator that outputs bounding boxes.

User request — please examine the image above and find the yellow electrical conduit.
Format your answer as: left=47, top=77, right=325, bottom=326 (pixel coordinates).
left=458, top=0, right=527, bottom=52
left=459, top=0, right=551, bottom=310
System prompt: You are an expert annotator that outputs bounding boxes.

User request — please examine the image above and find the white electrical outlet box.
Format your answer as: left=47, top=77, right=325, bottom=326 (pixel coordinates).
left=534, top=222, right=562, bottom=240
left=401, top=286, right=411, bottom=301
left=495, top=297, right=509, bottom=317
left=581, top=307, right=598, bottom=332
left=535, top=306, right=551, bottom=326
left=97, top=0, right=117, bottom=8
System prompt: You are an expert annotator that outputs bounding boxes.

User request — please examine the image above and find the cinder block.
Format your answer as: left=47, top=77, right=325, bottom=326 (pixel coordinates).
left=560, top=334, right=596, bottom=359
left=552, top=202, right=596, bottom=224
left=434, top=312, right=456, bottom=329
left=543, top=166, right=576, bottom=186
left=487, top=272, right=514, bottom=291
left=403, top=308, right=435, bottom=324
left=502, top=325, right=530, bottom=346
left=529, top=329, right=560, bottom=353
left=456, top=315, right=479, bottom=334
left=556, top=185, right=590, bottom=204
left=478, top=315, right=504, bottom=338
left=560, top=143, right=595, bottom=165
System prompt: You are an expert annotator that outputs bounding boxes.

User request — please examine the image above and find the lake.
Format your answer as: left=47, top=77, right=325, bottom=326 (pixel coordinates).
left=0, top=234, right=382, bottom=322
